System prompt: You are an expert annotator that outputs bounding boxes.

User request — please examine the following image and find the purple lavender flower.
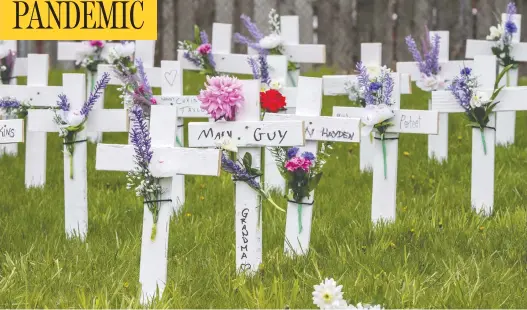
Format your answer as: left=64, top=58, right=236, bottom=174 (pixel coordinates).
left=221, top=152, right=261, bottom=190
left=136, top=59, right=152, bottom=96
left=369, top=82, right=382, bottom=92
left=460, top=67, right=472, bottom=76
left=405, top=32, right=441, bottom=76
left=381, top=71, right=394, bottom=106
left=356, top=62, right=375, bottom=106
left=0, top=97, right=20, bottom=109
left=200, top=30, right=210, bottom=45
left=234, top=15, right=269, bottom=55
left=130, top=105, right=153, bottom=167
left=448, top=72, right=473, bottom=112
left=240, top=15, right=264, bottom=41
left=247, top=57, right=260, bottom=80
left=507, top=1, right=517, bottom=16
left=183, top=51, right=202, bottom=67
left=287, top=147, right=299, bottom=159
left=56, top=94, right=70, bottom=111
left=80, top=72, right=110, bottom=116
left=302, top=152, right=315, bottom=161
left=505, top=21, right=517, bottom=34
left=258, top=55, right=271, bottom=86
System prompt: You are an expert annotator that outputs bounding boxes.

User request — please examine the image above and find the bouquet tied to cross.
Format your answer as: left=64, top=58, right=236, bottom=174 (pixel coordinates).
left=235, top=9, right=299, bottom=85
left=356, top=62, right=396, bottom=179
left=405, top=27, right=446, bottom=92
left=0, top=97, right=31, bottom=119
left=74, top=40, right=111, bottom=75
left=448, top=65, right=512, bottom=155
left=247, top=54, right=287, bottom=115
left=0, top=45, right=16, bottom=85
left=486, top=1, right=519, bottom=74
left=269, top=144, right=332, bottom=233
left=53, top=73, right=110, bottom=179
left=178, top=25, right=217, bottom=76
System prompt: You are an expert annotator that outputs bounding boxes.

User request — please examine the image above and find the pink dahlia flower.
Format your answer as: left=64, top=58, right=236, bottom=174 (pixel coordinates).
left=197, top=43, right=212, bottom=55
left=285, top=157, right=312, bottom=172
left=89, top=40, right=104, bottom=48
left=198, top=76, right=244, bottom=121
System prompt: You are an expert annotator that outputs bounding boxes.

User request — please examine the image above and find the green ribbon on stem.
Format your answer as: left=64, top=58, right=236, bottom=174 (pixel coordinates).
left=298, top=203, right=303, bottom=234
left=381, top=133, right=387, bottom=180
left=480, top=128, right=487, bottom=155
left=176, top=136, right=183, bottom=147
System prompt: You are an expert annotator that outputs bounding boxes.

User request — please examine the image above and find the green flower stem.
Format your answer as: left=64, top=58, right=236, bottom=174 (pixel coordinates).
left=298, top=203, right=303, bottom=234
left=287, top=70, right=297, bottom=87
left=175, top=136, right=183, bottom=147
left=151, top=224, right=157, bottom=241
left=69, top=154, right=74, bottom=179
left=90, top=73, right=96, bottom=92
left=150, top=202, right=159, bottom=241
left=381, top=134, right=387, bottom=180
left=506, top=70, right=510, bottom=87
left=480, top=128, right=487, bottom=155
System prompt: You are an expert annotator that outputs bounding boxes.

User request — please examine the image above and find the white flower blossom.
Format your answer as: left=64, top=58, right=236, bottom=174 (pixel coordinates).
left=312, top=278, right=346, bottom=310
left=486, top=24, right=504, bottom=41
left=259, top=33, right=282, bottom=50
left=361, top=104, right=395, bottom=136
left=470, top=91, right=490, bottom=109
left=416, top=74, right=446, bottom=92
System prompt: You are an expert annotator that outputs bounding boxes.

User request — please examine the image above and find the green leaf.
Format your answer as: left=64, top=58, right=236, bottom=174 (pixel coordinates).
left=308, top=172, right=323, bottom=191
left=243, top=152, right=252, bottom=169
left=490, top=85, right=505, bottom=101
left=194, top=25, right=201, bottom=44
left=494, top=64, right=513, bottom=90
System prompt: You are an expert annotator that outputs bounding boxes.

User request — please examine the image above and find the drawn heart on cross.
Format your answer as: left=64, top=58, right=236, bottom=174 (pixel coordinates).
left=164, top=70, right=178, bottom=86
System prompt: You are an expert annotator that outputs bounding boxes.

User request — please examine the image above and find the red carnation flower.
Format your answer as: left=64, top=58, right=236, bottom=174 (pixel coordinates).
left=260, top=89, right=287, bottom=113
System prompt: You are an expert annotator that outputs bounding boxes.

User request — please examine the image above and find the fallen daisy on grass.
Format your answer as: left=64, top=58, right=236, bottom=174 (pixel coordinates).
left=312, top=278, right=383, bottom=310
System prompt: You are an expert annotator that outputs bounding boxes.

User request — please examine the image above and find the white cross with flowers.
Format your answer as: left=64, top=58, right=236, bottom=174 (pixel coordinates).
left=187, top=79, right=305, bottom=274
left=466, top=6, right=527, bottom=146
left=332, top=67, right=439, bottom=223
left=432, top=55, right=527, bottom=215
left=323, top=43, right=412, bottom=173
left=0, top=40, right=28, bottom=156
left=58, top=40, right=158, bottom=143
left=0, top=54, right=62, bottom=188
left=26, top=73, right=128, bottom=240
left=95, top=105, right=221, bottom=304
left=263, top=76, right=361, bottom=255
left=396, top=31, right=473, bottom=162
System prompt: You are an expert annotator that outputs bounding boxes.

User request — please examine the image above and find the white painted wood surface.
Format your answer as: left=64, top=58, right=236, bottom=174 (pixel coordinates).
left=0, top=119, right=24, bottom=144
left=0, top=54, right=54, bottom=188
left=188, top=121, right=304, bottom=147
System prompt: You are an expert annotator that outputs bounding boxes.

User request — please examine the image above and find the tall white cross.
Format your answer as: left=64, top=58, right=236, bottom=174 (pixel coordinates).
left=466, top=12, right=527, bottom=146
left=432, top=55, right=527, bottom=215
left=323, top=43, right=412, bottom=172
left=333, top=74, right=439, bottom=223
left=187, top=79, right=305, bottom=274
left=0, top=54, right=62, bottom=188
left=27, top=73, right=129, bottom=240
left=263, top=77, right=360, bottom=255
left=96, top=105, right=221, bottom=304
left=59, top=40, right=158, bottom=143
left=0, top=40, right=28, bottom=156
left=396, top=31, right=473, bottom=162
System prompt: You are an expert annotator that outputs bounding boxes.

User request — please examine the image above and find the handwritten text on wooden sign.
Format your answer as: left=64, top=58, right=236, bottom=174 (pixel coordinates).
left=0, top=119, right=24, bottom=144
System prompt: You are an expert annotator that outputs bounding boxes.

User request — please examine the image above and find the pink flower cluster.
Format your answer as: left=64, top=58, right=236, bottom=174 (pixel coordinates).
left=198, top=76, right=244, bottom=121
left=285, top=156, right=312, bottom=172
left=89, top=40, right=104, bottom=48
left=197, top=43, right=212, bottom=55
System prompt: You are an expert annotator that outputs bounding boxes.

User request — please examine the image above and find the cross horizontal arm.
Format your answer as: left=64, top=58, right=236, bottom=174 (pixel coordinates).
left=0, top=85, right=63, bottom=107
left=97, top=64, right=162, bottom=87
left=281, top=44, right=326, bottom=64
left=57, top=42, right=121, bottom=61
left=0, top=119, right=24, bottom=143
left=96, top=144, right=221, bottom=177
left=188, top=120, right=305, bottom=147
left=27, top=109, right=128, bottom=132
left=333, top=107, right=439, bottom=135
left=466, top=40, right=527, bottom=61
left=263, top=113, right=360, bottom=142
left=396, top=60, right=473, bottom=81
left=432, top=87, right=527, bottom=112
left=322, top=74, right=412, bottom=96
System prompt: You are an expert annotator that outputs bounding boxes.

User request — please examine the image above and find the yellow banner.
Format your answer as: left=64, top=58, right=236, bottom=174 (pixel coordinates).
left=0, top=0, right=157, bottom=40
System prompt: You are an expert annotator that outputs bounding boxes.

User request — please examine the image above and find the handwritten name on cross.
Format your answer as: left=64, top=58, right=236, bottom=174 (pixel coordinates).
left=27, top=73, right=129, bottom=240
left=263, top=76, right=360, bottom=256
left=466, top=13, right=527, bottom=146
left=323, top=43, right=412, bottom=173
left=333, top=73, right=439, bottom=223
left=396, top=31, right=474, bottom=162
left=96, top=105, right=221, bottom=304
left=432, top=55, right=527, bottom=215
left=188, top=79, right=305, bottom=274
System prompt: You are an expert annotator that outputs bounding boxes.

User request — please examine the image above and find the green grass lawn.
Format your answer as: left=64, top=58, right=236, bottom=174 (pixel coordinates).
left=1, top=69, right=527, bottom=308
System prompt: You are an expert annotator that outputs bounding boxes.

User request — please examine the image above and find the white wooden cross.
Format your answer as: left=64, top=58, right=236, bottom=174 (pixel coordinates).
left=59, top=40, right=158, bottom=143
left=466, top=12, right=527, bottom=146
left=396, top=31, right=474, bottom=162
left=0, top=54, right=62, bottom=188
left=27, top=73, right=129, bottom=240
left=0, top=40, right=28, bottom=156
left=333, top=73, right=439, bottom=223
left=96, top=105, right=221, bottom=304
left=323, top=43, right=412, bottom=173
left=263, top=76, right=360, bottom=255
left=187, top=79, right=305, bottom=274
left=432, top=55, right=527, bottom=215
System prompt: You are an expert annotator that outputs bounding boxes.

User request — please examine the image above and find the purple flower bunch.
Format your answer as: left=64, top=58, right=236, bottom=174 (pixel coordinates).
left=56, top=72, right=110, bottom=116
left=221, top=152, right=261, bottom=190
left=129, top=105, right=153, bottom=168
left=234, top=15, right=268, bottom=55
left=356, top=62, right=394, bottom=106
left=0, top=97, right=20, bottom=110
left=178, top=25, right=216, bottom=75
left=405, top=30, right=441, bottom=76
left=505, top=2, right=518, bottom=39
left=247, top=55, right=271, bottom=86
left=448, top=67, right=477, bottom=112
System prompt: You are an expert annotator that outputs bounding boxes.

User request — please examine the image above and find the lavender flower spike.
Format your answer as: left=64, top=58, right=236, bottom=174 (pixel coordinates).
left=200, top=30, right=210, bottom=45
left=507, top=1, right=517, bottom=16
left=356, top=61, right=375, bottom=106
left=240, top=14, right=264, bottom=41
left=80, top=72, right=111, bottom=116
left=258, top=55, right=271, bottom=86
left=136, top=58, right=152, bottom=95
left=130, top=105, right=153, bottom=166
left=247, top=57, right=260, bottom=80
left=56, top=94, right=70, bottom=111
left=405, top=36, right=427, bottom=74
